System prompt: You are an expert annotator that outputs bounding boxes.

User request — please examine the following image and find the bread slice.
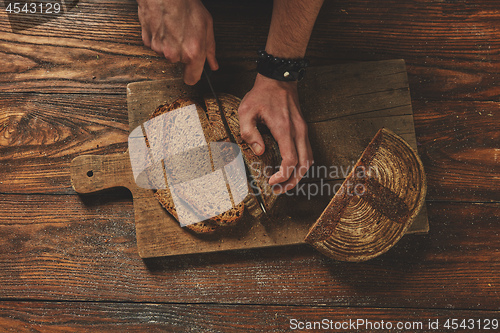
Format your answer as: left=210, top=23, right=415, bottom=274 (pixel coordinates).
left=154, top=178, right=222, bottom=234
left=150, top=97, right=244, bottom=234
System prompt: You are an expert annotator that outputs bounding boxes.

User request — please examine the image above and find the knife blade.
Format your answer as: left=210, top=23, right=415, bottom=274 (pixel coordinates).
left=203, top=68, right=268, bottom=215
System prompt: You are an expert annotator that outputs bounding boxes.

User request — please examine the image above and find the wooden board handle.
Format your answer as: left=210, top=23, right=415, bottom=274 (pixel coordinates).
left=70, top=151, right=134, bottom=194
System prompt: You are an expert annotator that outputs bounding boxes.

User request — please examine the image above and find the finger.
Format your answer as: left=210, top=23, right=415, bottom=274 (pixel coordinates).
left=183, top=54, right=205, bottom=85
left=268, top=121, right=298, bottom=186
left=141, top=28, right=152, bottom=48
left=282, top=115, right=313, bottom=190
left=207, top=53, right=218, bottom=71
left=238, top=108, right=265, bottom=156
left=161, top=45, right=182, bottom=63
left=206, top=24, right=219, bottom=71
left=275, top=134, right=313, bottom=194
left=273, top=103, right=313, bottom=193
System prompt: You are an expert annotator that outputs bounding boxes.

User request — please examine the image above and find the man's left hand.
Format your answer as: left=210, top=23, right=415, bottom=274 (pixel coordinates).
left=238, top=74, right=314, bottom=194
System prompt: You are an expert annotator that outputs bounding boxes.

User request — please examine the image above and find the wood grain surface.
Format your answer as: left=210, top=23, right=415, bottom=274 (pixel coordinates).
left=413, top=101, right=499, bottom=202
left=0, top=200, right=497, bottom=310
left=0, top=0, right=498, bottom=330
left=0, top=301, right=498, bottom=332
left=0, top=0, right=498, bottom=99
left=1, top=97, right=495, bottom=202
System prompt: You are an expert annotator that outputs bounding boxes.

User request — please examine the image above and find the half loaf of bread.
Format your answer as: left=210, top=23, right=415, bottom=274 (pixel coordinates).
left=305, top=128, right=426, bottom=261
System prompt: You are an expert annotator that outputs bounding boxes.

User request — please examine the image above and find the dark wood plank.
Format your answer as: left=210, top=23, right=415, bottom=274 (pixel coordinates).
left=0, top=198, right=497, bottom=310
left=0, top=0, right=181, bottom=94
left=0, top=301, right=498, bottom=332
left=413, top=101, right=500, bottom=202
left=0, top=192, right=132, bottom=225
left=305, top=0, right=500, bottom=101
left=1, top=93, right=496, bottom=204
left=0, top=0, right=498, bottom=100
left=0, top=93, right=128, bottom=194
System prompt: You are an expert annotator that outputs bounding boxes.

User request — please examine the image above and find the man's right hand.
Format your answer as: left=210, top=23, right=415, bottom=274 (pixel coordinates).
left=137, top=0, right=219, bottom=85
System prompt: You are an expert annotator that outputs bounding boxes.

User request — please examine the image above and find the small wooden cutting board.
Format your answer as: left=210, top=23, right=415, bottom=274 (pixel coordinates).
left=71, top=59, right=428, bottom=258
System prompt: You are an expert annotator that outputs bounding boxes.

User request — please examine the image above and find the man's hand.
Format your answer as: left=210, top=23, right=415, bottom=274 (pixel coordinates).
left=239, top=74, right=314, bottom=194
left=137, top=0, right=218, bottom=85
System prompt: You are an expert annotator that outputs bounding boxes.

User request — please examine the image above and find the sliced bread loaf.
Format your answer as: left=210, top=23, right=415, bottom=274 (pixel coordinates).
left=149, top=95, right=280, bottom=234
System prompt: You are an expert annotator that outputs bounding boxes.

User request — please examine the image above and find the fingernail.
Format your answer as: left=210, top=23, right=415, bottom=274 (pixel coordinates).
left=251, top=143, right=263, bottom=155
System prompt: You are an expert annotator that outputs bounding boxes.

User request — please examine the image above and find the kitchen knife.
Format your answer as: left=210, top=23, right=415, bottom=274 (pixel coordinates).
left=203, top=68, right=268, bottom=215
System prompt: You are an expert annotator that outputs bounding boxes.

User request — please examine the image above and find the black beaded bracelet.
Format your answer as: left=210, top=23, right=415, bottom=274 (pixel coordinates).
left=256, top=49, right=309, bottom=82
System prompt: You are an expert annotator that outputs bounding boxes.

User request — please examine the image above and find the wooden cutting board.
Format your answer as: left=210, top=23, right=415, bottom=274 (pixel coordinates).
left=71, top=59, right=428, bottom=258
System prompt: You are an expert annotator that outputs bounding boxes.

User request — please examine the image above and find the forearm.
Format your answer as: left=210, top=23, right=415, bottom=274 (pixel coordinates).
left=265, top=0, right=324, bottom=58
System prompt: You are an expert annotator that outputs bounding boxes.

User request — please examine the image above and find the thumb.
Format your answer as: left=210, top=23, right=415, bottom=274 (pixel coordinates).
left=239, top=118, right=266, bottom=156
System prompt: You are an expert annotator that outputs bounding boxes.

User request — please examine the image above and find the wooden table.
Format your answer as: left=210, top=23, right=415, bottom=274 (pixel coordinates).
left=0, top=0, right=498, bottom=331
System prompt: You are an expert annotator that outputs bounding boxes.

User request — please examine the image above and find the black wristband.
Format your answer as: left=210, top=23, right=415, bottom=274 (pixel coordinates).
left=256, top=49, right=309, bottom=82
